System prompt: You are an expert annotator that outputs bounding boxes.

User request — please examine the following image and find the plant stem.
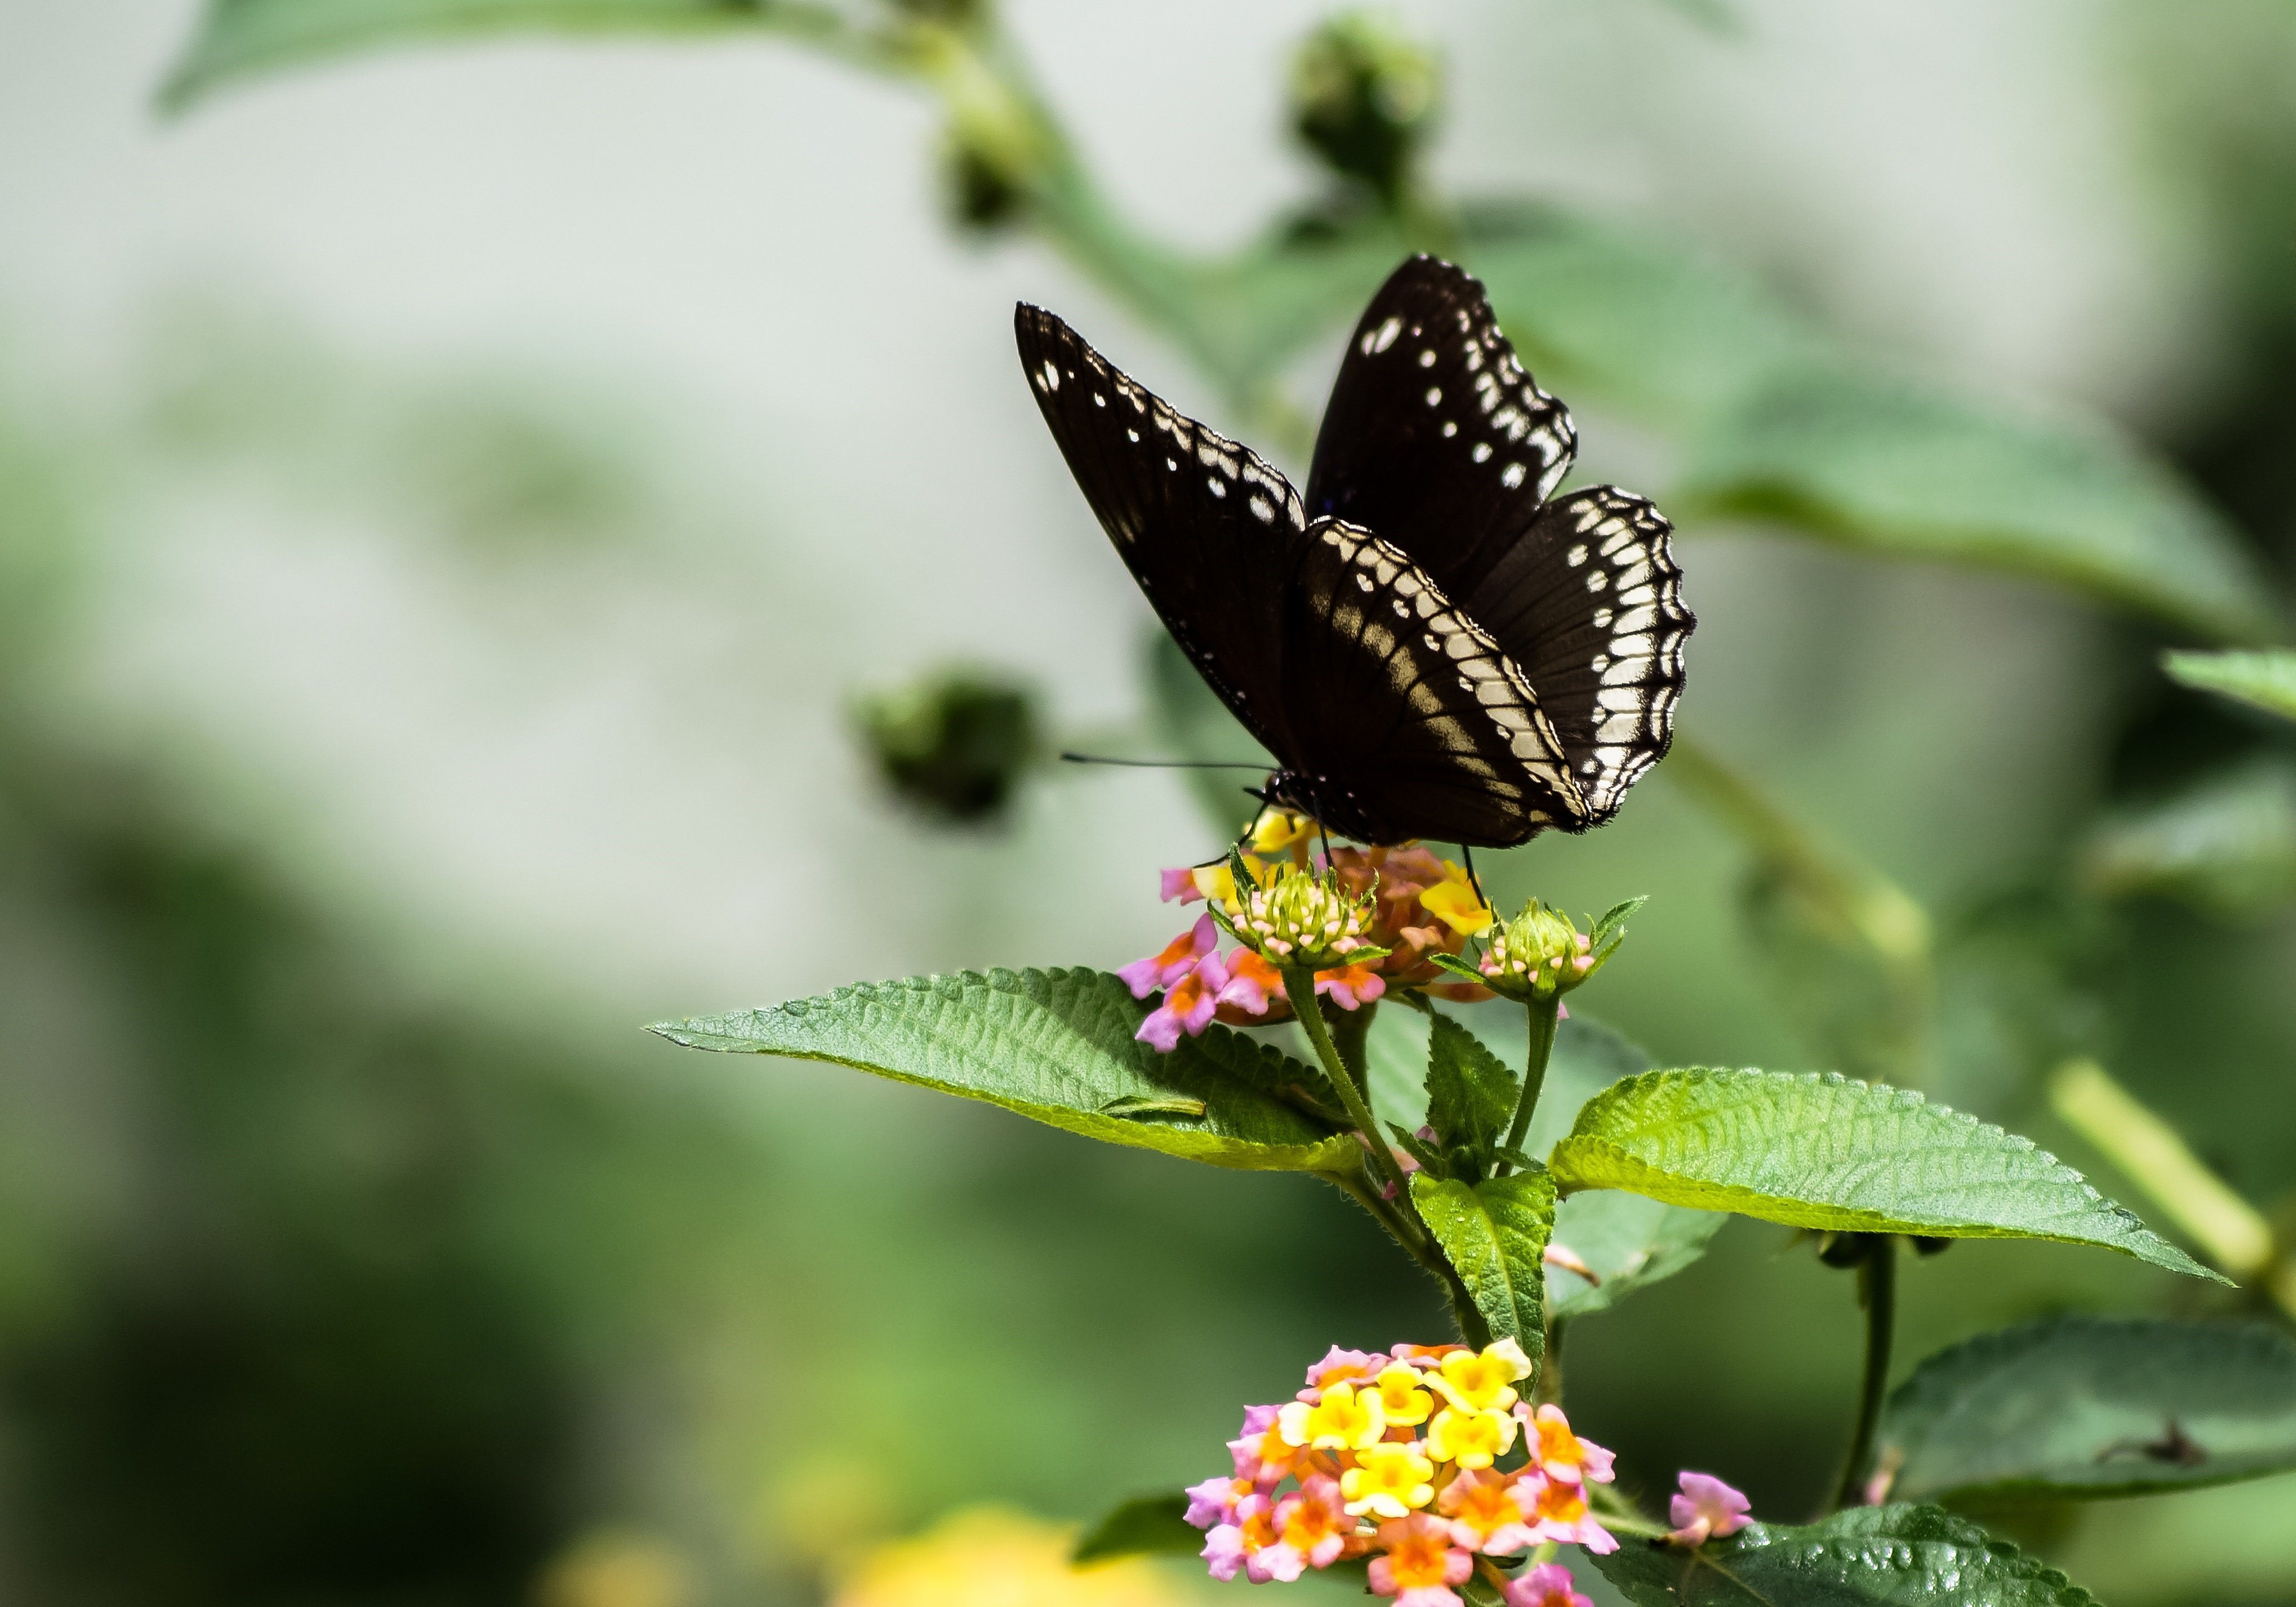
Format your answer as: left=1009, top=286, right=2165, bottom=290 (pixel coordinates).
left=1330, top=1171, right=1488, bottom=1347
left=1286, top=967, right=1412, bottom=1204
left=1828, top=1235, right=1897, bottom=1512
left=1503, top=994, right=1561, bottom=1157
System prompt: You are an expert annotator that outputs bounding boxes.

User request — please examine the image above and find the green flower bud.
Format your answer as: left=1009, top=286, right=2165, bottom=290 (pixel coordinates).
left=853, top=667, right=1039, bottom=825
left=1226, top=864, right=1389, bottom=973
left=1288, top=13, right=1442, bottom=210
left=1476, top=897, right=1643, bottom=1003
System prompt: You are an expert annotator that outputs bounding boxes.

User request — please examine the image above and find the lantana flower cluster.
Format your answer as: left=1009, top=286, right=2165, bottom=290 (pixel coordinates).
left=1184, top=1340, right=1616, bottom=1607
left=1120, top=814, right=1496, bottom=1052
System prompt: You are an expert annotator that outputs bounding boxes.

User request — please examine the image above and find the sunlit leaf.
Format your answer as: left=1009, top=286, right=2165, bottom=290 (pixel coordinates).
left=1679, top=362, right=2284, bottom=644
left=1548, top=1068, right=2223, bottom=1279
left=652, top=967, right=1359, bottom=1172
left=1072, top=1493, right=1200, bottom=1563
left=1592, top=1504, right=2098, bottom=1607
left=1410, top=1167, right=1553, bottom=1352
left=1881, top=1315, right=2296, bottom=1504
left=163, top=0, right=800, bottom=110
left=2163, top=648, right=2296, bottom=723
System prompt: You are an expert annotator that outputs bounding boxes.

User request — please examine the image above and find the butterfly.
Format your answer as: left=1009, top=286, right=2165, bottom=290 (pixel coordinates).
left=1016, top=254, right=1693, bottom=849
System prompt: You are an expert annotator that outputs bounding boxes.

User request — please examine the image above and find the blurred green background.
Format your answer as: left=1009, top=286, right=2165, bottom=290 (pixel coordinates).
left=3, top=2, right=2296, bottom=1603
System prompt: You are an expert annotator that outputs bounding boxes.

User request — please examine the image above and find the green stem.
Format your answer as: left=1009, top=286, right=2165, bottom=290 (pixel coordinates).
left=1330, top=1171, right=1487, bottom=1345
left=1828, top=1236, right=1898, bottom=1512
left=1286, top=967, right=1411, bottom=1204
left=1503, top=994, right=1561, bottom=1157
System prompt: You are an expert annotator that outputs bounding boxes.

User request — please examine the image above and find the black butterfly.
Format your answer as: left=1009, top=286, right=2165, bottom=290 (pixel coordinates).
left=1016, top=254, right=1693, bottom=849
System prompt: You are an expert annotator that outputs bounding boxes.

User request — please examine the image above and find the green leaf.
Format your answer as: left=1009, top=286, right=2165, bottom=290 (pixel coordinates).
left=1071, top=1493, right=1202, bottom=1564
left=1544, top=1190, right=1725, bottom=1320
left=1679, top=362, right=2284, bottom=644
left=2081, top=759, right=2296, bottom=918
left=1592, top=1504, right=2098, bottom=1607
left=652, top=967, right=1359, bottom=1172
left=163, top=0, right=791, bottom=111
left=2164, top=648, right=2296, bottom=723
left=1548, top=1068, right=2224, bottom=1279
left=1409, top=1167, right=1554, bottom=1352
left=1881, top=1315, right=2296, bottom=1504
left=1424, top=1013, right=1516, bottom=1159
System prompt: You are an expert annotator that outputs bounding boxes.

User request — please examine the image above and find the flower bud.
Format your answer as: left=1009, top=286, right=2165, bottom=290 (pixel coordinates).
left=1226, top=864, right=1389, bottom=973
left=1287, top=13, right=1441, bottom=210
left=1477, top=898, right=1639, bottom=1003
left=853, top=667, right=1038, bottom=824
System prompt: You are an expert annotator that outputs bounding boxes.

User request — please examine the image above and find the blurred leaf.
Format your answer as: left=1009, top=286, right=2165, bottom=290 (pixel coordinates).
left=1463, top=206, right=1820, bottom=426
left=1881, top=1315, right=2296, bottom=1505
left=1423, top=1013, right=1515, bottom=1161
left=1663, top=736, right=1933, bottom=1087
left=162, top=0, right=818, bottom=111
left=2081, top=758, right=2296, bottom=916
left=1679, top=362, right=2284, bottom=644
left=1591, top=1504, right=2098, bottom=1607
left=1543, top=1189, right=1726, bottom=1321
left=2164, top=649, right=2296, bottom=722
left=1409, top=1167, right=1553, bottom=1353
left=1548, top=1068, right=2223, bottom=1279
left=1071, top=1493, right=1199, bottom=1562
left=652, top=968, right=1359, bottom=1172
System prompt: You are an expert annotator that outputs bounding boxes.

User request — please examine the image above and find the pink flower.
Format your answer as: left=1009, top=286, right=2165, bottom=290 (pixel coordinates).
left=1503, top=1562, right=1593, bottom=1607
left=1274, top=1475, right=1353, bottom=1569
left=1135, top=948, right=1230, bottom=1052
left=1203, top=1494, right=1299, bottom=1583
left=1518, top=1472, right=1617, bottom=1555
left=1161, top=866, right=1204, bottom=903
left=1520, top=1403, right=1616, bottom=1486
left=1187, top=1473, right=1253, bottom=1529
left=1366, top=1514, right=1473, bottom=1607
left=1119, top=915, right=1217, bottom=998
left=1301, top=1345, right=1389, bottom=1398
left=1231, top=1405, right=1310, bottom=1488
left=1434, top=1467, right=1537, bottom=1555
left=1315, top=962, right=1387, bottom=1010
left=1666, top=1471, right=1752, bottom=1547
left=1217, top=948, right=1283, bottom=1019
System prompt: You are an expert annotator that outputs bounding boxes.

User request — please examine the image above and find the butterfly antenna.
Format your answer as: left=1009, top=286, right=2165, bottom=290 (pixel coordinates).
left=1059, top=752, right=1269, bottom=770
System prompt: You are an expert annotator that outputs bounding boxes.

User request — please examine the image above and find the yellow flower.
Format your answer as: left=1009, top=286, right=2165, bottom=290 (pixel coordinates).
left=1417, top=862, right=1493, bottom=938
left=1339, top=1441, right=1437, bottom=1518
left=1435, top=1339, right=1531, bottom=1413
left=1277, top=1380, right=1387, bottom=1450
left=1369, top=1364, right=1434, bottom=1428
left=1188, top=855, right=1270, bottom=909
left=832, top=1510, right=1182, bottom=1607
left=1425, top=1405, right=1516, bottom=1470
left=1247, top=810, right=1318, bottom=855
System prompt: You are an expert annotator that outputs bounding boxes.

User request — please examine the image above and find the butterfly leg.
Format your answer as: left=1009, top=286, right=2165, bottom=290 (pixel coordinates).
left=1459, top=844, right=1492, bottom=917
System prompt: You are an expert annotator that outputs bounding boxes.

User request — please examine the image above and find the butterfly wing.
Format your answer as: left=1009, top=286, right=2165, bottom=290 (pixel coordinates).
left=1453, top=487, right=1693, bottom=826
left=1272, top=519, right=1586, bottom=847
left=1016, top=304, right=1311, bottom=766
left=1305, top=254, right=1576, bottom=588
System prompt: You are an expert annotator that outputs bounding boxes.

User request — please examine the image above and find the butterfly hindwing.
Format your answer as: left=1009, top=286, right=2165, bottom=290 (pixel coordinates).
left=1275, top=520, right=1586, bottom=846
left=1454, top=487, right=1692, bottom=824
left=1016, top=304, right=1310, bottom=765
left=1305, top=255, right=1576, bottom=589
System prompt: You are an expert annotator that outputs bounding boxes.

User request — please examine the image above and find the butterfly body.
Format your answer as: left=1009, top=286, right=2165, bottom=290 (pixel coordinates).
left=1018, top=255, right=1692, bottom=849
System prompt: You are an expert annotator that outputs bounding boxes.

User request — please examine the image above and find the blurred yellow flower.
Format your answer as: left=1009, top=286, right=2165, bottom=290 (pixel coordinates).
left=538, top=1532, right=690, bottom=1607
left=834, top=1509, right=1188, bottom=1607
left=1417, top=865, right=1492, bottom=937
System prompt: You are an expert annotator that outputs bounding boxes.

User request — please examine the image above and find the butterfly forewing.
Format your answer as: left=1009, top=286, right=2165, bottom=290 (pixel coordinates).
left=1277, top=520, right=1586, bottom=846
left=1306, top=255, right=1576, bottom=589
left=1016, top=305, right=1310, bottom=765
left=1455, top=488, right=1692, bottom=824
